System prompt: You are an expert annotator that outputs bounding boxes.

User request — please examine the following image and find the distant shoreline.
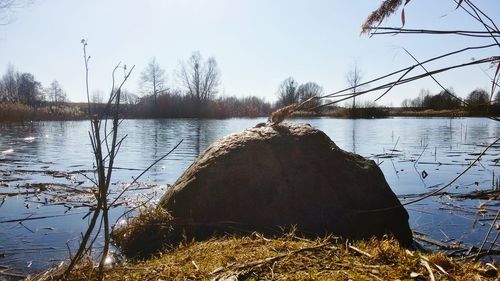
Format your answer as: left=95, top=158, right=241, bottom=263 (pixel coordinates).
left=0, top=102, right=498, bottom=122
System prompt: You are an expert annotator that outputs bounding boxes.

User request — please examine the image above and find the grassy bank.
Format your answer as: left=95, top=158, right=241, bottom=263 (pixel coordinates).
left=30, top=207, right=498, bottom=280
left=1, top=102, right=498, bottom=122
left=0, top=103, right=86, bottom=121
left=390, top=109, right=469, bottom=118
left=31, top=235, right=498, bottom=280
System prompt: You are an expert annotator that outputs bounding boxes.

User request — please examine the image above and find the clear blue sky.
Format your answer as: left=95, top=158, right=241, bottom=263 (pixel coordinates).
left=0, top=0, right=498, bottom=106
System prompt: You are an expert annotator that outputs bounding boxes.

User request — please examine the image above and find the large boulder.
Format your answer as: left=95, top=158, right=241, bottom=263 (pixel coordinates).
left=159, top=123, right=413, bottom=245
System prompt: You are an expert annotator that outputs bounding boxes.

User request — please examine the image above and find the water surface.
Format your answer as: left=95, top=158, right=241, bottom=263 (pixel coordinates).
left=0, top=117, right=498, bottom=277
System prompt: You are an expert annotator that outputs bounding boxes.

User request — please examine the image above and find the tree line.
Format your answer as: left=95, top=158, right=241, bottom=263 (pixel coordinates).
left=274, top=77, right=323, bottom=111
left=0, top=50, right=344, bottom=120
left=0, top=51, right=275, bottom=119
left=136, top=52, right=255, bottom=118
left=0, top=65, right=67, bottom=106
left=104, top=51, right=273, bottom=118
left=114, top=52, right=325, bottom=118
left=401, top=88, right=500, bottom=115
left=0, top=50, right=413, bottom=121
left=3, top=51, right=499, bottom=121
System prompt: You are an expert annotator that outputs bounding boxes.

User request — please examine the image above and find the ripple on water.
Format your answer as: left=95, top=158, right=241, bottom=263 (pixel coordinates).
left=0, top=117, right=498, bottom=275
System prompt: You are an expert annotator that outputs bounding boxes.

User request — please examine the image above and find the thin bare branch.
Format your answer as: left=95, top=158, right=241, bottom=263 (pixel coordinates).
left=355, top=137, right=499, bottom=214
left=322, top=44, right=496, bottom=99
left=367, top=27, right=500, bottom=38
left=375, top=65, right=414, bottom=102
left=475, top=210, right=499, bottom=260
left=402, top=48, right=467, bottom=106
left=313, top=56, right=498, bottom=111
left=109, top=139, right=184, bottom=208
left=462, top=0, right=500, bottom=47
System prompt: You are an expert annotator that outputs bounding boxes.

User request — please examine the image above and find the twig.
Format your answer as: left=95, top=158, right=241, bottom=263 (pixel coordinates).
left=414, top=143, right=428, bottom=167
left=0, top=212, right=85, bottom=223
left=413, top=233, right=461, bottom=250
left=18, top=221, right=34, bottom=233
left=348, top=245, right=373, bottom=258
left=487, top=228, right=499, bottom=254
left=65, top=40, right=135, bottom=280
left=0, top=191, right=38, bottom=196
left=211, top=243, right=329, bottom=275
left=420, top=259, right=436, bottom=281
left=112, top=194, right=156, bottom=230
left=462, top=0, right=500, bottom=47
left=191, top=260, right=199, bottom=271
left=0, top=271, right=25, bottom=279
left=81, top=39, right=91, bottom=115
left=369, top=27, right=500, bottom=38
left=85, top=214, right=104, bottom=257
left=452, top=0, right=496, bottom=32
left=390, top=136, right=400, bottom=157
left=367, top=272, right=383, bottom=281
left=79, top=172, right=98, bottom=186
left=312, top=56, right=498, bottom=112
left=374, top=66, right=413, bottom=102
left=475, top=209, right=499, bottom=260
left=430, top=261, right=451, bottom=278
left=403, top=48, right=467, bottom=107
left=322, top=44, right=496, bottom=99
left=400, top=137, right=498, bottom=207
left=464, top=0, right=500, bottom=33
left=109, top=139, right=183, bottom=208
left=356, top=137, right=499, bottom=213
left=66, top=241, right=73, bottom=260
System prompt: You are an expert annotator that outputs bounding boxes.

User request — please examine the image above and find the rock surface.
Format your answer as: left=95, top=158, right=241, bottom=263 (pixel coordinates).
left=159, top=123, right=413, bottom=245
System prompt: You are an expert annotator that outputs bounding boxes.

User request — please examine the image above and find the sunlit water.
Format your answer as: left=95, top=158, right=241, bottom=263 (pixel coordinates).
left=0, top=117, right=498, bottom=277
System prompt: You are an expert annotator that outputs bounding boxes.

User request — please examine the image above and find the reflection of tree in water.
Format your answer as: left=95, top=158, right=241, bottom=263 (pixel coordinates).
left=144, top=119, right=218, bottom=183
left=152, top=120, right=159, bottom=160
left=351, top=119, right=357, bottom=154
left=191, top=119, right=216, bottom=157
left=148, top=120, right=169, bottom=183
left=195, top=120, right=201, bottom=156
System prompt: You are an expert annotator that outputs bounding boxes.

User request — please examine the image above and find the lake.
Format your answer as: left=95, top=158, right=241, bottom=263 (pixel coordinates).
left=0, top=117, right=499, bottom=278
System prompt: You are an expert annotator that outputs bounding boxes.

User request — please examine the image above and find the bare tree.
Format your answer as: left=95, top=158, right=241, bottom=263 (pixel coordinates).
left=140, top=57, right=166, bottom=105
left=345, top=63, right=363, bottom=109
left=414, top=89, right=430, bottom=109
left=120, top=89, right=139, bottom=105
left=178, top=51, right=220, bottom=112
left=296, top=82, right=323, bottom=111
left=47, top=80, right=66, bottom=105
left=17, top=72, right=41, bottom=106
left=401, top=98, right=411, bottom=108
left=466, top=88, right=489, bottom=108
left=276, top=77, right=299, bottom=107
left=0, top=64, right=18, bottom=102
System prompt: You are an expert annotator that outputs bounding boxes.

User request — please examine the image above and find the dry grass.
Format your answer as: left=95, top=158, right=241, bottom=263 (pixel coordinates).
left=392, top=109, right=469, bottom=117
left=30, top=234, right=498, bottom=280
left=0, top=103, right=86, bottom=121
left=361, top=0, right=404, bottom=33
left=59, top=208, right=495, bottom=280
left=111, top=207, right=176, bottom=258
